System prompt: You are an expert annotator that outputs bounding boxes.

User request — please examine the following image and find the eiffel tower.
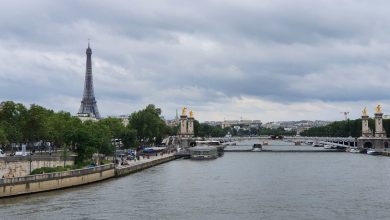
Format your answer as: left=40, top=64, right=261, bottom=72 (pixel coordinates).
left=78, top=43, right=101, bottom=119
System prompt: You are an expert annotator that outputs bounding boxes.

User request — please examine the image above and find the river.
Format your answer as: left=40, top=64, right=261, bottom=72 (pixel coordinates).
left=1, top=140, right=390, bottom=219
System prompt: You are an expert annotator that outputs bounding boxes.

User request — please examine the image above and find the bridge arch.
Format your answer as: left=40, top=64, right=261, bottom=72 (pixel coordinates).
left=364, top=142, right=373, bottom=148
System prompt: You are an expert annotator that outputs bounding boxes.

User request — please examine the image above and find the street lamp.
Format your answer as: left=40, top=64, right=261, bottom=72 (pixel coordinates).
left=29, top=146, right=32, bottom=174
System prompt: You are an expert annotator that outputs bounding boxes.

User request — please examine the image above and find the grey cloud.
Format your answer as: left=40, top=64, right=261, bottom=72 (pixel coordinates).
left=1, top=0, right=390, bottom=120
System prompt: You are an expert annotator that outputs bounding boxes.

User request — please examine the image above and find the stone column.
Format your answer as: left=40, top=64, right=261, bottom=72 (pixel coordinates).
left=180, top=115, right=188, bottom=137
left=187, top=116, right=194, bottom=137
left=375, top=112, right=386, bottom=138
left=361, top=115, right=371, bottom=137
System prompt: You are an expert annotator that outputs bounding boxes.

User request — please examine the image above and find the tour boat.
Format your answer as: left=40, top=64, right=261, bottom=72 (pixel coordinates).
left=189, top=146, right=218, bottom=160
left=367, top=148, right=381, bottom=156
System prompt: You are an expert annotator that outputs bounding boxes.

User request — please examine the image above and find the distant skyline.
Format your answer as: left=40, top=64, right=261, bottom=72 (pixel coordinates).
left=1, top=1, right=390, bottom=122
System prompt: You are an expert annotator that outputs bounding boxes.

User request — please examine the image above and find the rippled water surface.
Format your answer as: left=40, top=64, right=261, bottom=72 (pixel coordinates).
left=2, top=141, right=390, bottom=220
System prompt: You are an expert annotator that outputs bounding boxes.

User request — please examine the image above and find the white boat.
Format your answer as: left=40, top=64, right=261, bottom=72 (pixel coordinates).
left=323, top=144, right=333, bottom=149
left=189, top=146, right=218, bottom=160
left=367, top=148, right=381, bottom=155
left=348, top=147, right=360, bottom=153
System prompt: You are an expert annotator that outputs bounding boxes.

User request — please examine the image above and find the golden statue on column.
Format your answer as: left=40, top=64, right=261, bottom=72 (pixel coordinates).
left=181, top=107, right=187, bottom=116
left=362, top=107, right=368, bottom=116
left=376, top=104, right=382, bottom=113
left=189, top=110, right=194, bottom=118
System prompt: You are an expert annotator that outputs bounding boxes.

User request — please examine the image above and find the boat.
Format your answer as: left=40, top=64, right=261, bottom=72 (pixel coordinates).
left=367, top=148, right=382, bottom=156
left=348, top=147, right=360, bottom=153
left=252, top=144, right=262, bottom=152
left=359, top=148, right=368, bottom=154
left=306, top=141, right=314, bottom=145
left=335, top=146, right=347, bottom=151
left=194, top=140, right=225, bottom=157
left=323, top=144, right=333, bottom=149
left=189, top=146, right=218, bottom=160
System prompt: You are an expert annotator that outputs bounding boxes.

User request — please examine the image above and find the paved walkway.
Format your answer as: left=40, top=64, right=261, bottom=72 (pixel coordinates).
left=116, top=152, right=176, bottom=168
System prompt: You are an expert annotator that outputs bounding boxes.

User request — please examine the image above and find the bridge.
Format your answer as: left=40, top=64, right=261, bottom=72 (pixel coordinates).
left=212, top=136, right=357, bottom=148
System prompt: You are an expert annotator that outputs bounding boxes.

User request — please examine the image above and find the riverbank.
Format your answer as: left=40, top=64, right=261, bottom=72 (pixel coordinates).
left=0, top=152, right=176, bottom=198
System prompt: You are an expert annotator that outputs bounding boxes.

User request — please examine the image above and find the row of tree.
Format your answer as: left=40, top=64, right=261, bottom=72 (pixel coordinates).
left=0, top=102, right=171, bottom=164
left=300, top=118, right=390, bottom=137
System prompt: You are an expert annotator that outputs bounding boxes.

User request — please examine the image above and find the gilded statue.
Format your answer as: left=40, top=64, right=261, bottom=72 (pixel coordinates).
left=362, top=107, right=368, bottom=116
left=376, top=104, right=382, bottom=113
left=182, top=107, right=187, bottom=116
left=189, top=110, right=194, bottom=118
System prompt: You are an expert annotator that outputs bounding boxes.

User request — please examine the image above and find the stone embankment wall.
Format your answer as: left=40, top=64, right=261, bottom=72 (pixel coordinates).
left=0, top=164, right=115, bottom=198
left=0, top=156, right=75, bottom=178
left=0, top=153, right=176, bottom=198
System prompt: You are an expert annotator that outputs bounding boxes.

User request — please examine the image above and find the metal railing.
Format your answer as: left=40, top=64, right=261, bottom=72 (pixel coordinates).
left=0, top=163, right=115, bottom=185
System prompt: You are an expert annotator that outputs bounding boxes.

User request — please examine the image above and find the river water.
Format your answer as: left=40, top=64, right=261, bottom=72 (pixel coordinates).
left=2, top=140, right=390, bottom=220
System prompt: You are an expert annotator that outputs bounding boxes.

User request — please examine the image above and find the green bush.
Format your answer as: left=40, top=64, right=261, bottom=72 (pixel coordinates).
left=31, top=165, right=75, bottom=175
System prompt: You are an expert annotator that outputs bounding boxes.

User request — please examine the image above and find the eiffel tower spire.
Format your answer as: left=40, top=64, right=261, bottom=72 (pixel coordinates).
left=78, top=43, right=101, bottom=119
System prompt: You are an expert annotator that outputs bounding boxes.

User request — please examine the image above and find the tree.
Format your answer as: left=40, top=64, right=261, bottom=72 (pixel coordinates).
left=71, top=121, right=113, bottom=164
left=98, top=117, right=126, bottom=139
left=0, top=101, right=27, bottom=143
left=23, top=104, right=53, bottom=143
left=120, top=127, right=137, bottom=148
left=0, top=126, right=8, bottom=147
left=194, top=121, right=227, bottom=137
left=128, top=104, right=169, bottom=145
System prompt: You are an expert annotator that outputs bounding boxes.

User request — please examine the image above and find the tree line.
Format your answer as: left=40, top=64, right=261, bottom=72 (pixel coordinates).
left=0, top=102, right=171, bottom=164
left=300, top=118, right=390, bottom=137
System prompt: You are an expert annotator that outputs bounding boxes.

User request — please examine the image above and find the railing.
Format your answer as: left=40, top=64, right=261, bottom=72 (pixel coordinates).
left=0, top=164, right=115, bottom=185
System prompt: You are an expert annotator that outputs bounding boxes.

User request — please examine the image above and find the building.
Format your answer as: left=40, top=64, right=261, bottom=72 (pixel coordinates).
left=166, top=109, right=179, bottom=127
left=108, top=115, right=130, bottom=126
left=77, top=43, right=101, bottom=121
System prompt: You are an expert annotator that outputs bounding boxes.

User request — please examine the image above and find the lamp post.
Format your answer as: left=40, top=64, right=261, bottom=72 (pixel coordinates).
left=29, top=146, right=32, bottom=174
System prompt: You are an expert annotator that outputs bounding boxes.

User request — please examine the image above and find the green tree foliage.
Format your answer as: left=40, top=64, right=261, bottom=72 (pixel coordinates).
left=46, top=111, right=82, bottom=147
left=71, top=121, right=114, bottom=163
left=0, top=101, right=27, bottom=143
left=23, top=104, right=53, bottom=142
left=0, top=101, right=170, bottom=164
left=300, top=118, right=387, bottom=137
left=0, top=126, right=8, bottom=146
left=128, top=104, right=169, bottom=145
left=193, top=120, right=227, bottom=137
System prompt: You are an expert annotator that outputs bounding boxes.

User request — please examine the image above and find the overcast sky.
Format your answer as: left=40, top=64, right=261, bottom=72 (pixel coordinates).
left=1, top=0, right=390, bottom=122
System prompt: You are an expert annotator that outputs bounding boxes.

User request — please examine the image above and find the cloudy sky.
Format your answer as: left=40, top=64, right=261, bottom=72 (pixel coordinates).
left=1, top=0, right=390, bottom=122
